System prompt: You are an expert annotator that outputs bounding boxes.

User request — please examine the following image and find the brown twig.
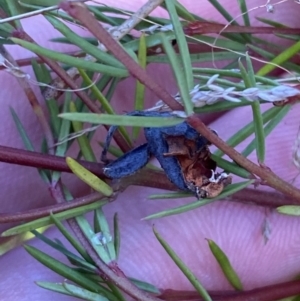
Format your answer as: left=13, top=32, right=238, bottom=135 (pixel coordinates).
left=160, top=279, right=300, bottom=301
left=0, top=145, right=103, bottom=176
left=183, top=21, right=300, bottom=36
left=187, top=115, right=300, bottom=201
left=230, top=188, right=299, bottom=207
left=60, top=1, right=183, bottom=112
left=1, top=144, right=298, bottom=208
left=0, top=192, right=102, bottom=223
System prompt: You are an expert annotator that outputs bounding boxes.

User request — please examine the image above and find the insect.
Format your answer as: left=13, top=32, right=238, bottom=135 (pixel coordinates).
left=101, top=111, right=231, bottom=199
left=164, top=135, right=231, bottom=198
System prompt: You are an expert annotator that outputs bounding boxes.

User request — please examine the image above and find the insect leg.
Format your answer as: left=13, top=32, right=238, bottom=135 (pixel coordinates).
left=103, top=143, right=150, bottom=179
left=145, top=127, right=188, bottom=191
left=101, top=124, right=120, bottom=163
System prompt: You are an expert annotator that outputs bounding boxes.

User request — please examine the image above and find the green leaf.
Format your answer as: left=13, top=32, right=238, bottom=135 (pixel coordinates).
left=247, top=43, right=300, bottom=75
left=160, top=33, right=193, bottom=115
left=59, top=113, right=183, bottom=127
left=149, top=52, right=239, bottom=64
left=32, top=230, right=96, bottom=271
left=78, top=69, right=131, bottom=146
left=88, top=6, right=121, bottom=27
left=45, top=97, right=61, bottom=138
left=22, top=0, right=59, bottom=4
left=242, top=105, right=291, bottom=157
left=51, top=93, right=72, bottom=184
left=11, top=38, right=128, bottom=78
left=55, top=93, right=71, bottom=157
left=210, top=154, right=252, bottom=178
left=255, top=17, right=289, bottom=28
left=143, top=181, right=254, bottom=219
left=240, top=54, right=265, bottom=163
left=24, top=245, right=115, bottom=299
left=169, top=0, right=196, bottom=21
left=1, top=0, right=27, bottom=28
left=51, top=36, right=99, bottom=46
left=238, top=0, right=250, bottom=26
left=245, top=54, right=256, bottom=87
left=113, top=213, right=120, bottom=260
left=50, top=213, right=92, bottom=263
left=250, top=101, right=265, bottom=163
left=36, top=281, right=74, bottom=297
left=207, top=0, right=238, bottom=25
left=63, top=282, right=109, bottom=301
left=66, top=157, right=112, bottom=196
left=165, top=0, right=194, bottom=91
left=2, top=201, right=106, bottom=236
left=106, top=283, right=126, bottom=301
left=124, top=31, right=176, bottom=54
left=133, top=33, right=147, bottom=139
left=9, top=107, right=50, bottom=183
left=214, top=106, right=282, bottom=157
left=31, top=59, right=52, bottom=84
left=149, top=192, right=192, bottom=199
left=154, top=228, right=212, bottom=301
left=45, top=15, right=124, bottom=69
left=9, top=107, right=36, bottom=152
left=193, top=67, right=280, bottom=86
left=0, top=228, right=48, bottom=256
left=129, top=278, right=160, bottom=294
left=160, top=0, right=196, bottom=21
left=194, top=34, right=246, bottom=52
left=69, top=101, right=96, bottom=162
left=93, top=208, right=116, bottom=261
left=195, top=99, right=252, bottom=113
left=207, top=239, right=243, bottom=291
left=206, top=0, right=250, bottom=43
left=277, top=205, right=300, bottom=216
left=32, top=59, right=60, bottom=138
left=73, top=216, right=112, bottom=265
left=256, top=40, right=300, bottom=76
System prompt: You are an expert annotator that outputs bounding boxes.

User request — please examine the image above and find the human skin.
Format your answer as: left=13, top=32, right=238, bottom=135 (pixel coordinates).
left=1, top=1, right=300, bottom=300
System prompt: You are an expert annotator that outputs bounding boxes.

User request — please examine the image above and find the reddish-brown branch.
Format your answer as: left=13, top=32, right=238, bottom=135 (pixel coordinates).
left=160, top=279, right=300, bottom=301
left=187, top=115, right=300, bottom=201
left=0, top=145, right=103, bottom=176
left=0, top=144, right=298, bottom=207
left=0, top=192, right=102, bottom=223
left=184, top=21, right=300, bottom=36
left=231, top=188, right=299, bottom=207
